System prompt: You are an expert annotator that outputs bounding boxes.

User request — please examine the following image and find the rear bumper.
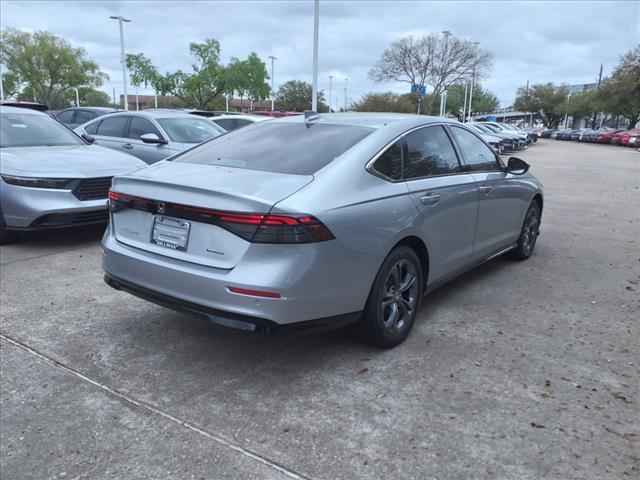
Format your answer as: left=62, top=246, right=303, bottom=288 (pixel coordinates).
left=101, top=222, right=376, bottom=326
left=104, top=273, right=361, bottom=333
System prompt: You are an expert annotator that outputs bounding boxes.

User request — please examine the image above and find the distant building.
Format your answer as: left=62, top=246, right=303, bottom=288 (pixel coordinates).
left=567, top=83, right=598, bottom=94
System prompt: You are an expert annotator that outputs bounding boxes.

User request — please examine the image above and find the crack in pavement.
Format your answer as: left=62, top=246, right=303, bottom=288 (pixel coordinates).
left=0, top=333, right=310, bottom=480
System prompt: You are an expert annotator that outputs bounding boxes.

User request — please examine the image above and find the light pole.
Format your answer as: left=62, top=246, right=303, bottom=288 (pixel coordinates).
left=328, top=75, right=333, bottom=113
left=467, top=41, right=480, bottom=122
left=344, top=77, right=348, bottom=112
left=462, top=82, right=468, bottom=122
left=74, top=87, right=80, bottom=107
left=311, top=0, right=319, bottom=111
left=268, top=55, right=277, bottom=111
left=563, top=91, right=572, bottom=128
left=0, top=64, right=4, bottom=100
left=109, top=15, right=131, bottom=110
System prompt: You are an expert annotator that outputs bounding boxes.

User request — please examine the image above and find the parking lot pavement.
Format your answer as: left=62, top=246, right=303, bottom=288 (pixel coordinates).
left=1, top=140, right=638, bottom=480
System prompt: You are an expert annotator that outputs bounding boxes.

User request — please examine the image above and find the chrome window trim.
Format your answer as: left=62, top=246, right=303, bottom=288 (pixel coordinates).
left=366, top=122, right=467, bottom=183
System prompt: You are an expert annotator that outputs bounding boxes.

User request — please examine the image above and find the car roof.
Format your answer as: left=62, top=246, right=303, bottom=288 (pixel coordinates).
left=268, top=112, right=457, bottom=130
left=0, top=105, right=48, bottom=115
left=60, top=106, right=116, bottom=113
left=93, top=110, right=207, bottom=121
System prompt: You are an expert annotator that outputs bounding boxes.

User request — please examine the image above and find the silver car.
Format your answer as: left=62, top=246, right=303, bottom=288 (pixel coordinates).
left=75, top=110, right=226, bottom=164
left=103, top=113, right=543, bottom=347
left=0, top=106, right=147, bottom=243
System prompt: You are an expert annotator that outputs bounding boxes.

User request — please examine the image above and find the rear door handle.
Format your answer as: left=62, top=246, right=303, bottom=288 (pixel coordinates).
left=420, top=193, right=441, bottom=206
left=122, top=143, right=134, bottom=150
left=479, top=185, right=492, bottom=195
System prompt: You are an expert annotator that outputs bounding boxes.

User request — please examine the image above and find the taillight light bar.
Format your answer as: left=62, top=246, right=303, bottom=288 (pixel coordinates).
left=227, top=287, right=282, bottom=298
left=108, top=190, right=334, bottom=244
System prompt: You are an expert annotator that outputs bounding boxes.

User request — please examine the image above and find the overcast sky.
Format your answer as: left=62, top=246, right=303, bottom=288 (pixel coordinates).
left=2, top=0, right=639, bottom=108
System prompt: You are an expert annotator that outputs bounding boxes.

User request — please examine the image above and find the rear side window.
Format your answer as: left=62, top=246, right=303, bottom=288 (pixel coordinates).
left=174, top=122, right=374, bottom=175
left=372, top=141, right=403, bottom=180
left=96, top=116, right=129, bottom=138
left=449, top=126, right=501, bottom=172
left=403, top=126, right=461, bottom=179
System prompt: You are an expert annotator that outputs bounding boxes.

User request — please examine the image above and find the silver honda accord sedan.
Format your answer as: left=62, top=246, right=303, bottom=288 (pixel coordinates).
left=0, top=106, right=147, bottom=243
left=103, top=113, right=543, bottom=347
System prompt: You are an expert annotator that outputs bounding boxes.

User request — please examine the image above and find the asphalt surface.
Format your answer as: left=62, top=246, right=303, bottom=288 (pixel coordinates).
left=1, top=140, right=638, bottom=480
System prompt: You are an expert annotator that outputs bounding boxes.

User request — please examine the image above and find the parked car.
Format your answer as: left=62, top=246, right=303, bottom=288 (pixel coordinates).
left=466, top=124, right=504, bottom=153
left=75, top=110, right=226, bottom=164
left=210, top=114, right=271, bottom=131
left=570, top=129, right=590, bottom=141
left=102, top=113, right=543, bottom=347
left=481, top=122, right=529, bottom=146
left=476, top=123, right=525, bottom=150
left=0, top=106, right=146, bottom=243
left=470, top=123, right=518, bottom=151
left=618, top=129, right=640, bottom=146
left=55, top=107, right=116, bottom=129
left=556, top=129, right=576, bottom=140
left=539, top=129, right=558, bottom=138
left=596, top=129, right=624, bottom=143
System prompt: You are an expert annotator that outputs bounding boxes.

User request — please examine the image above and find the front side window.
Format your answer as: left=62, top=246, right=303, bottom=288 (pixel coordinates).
left=403, top=126, right=461, bottom=179
left=128, top=116, right=161, bottom=140
left=449, top=126, right=501, bottom=172
left=0, top=112, right=84, bottom=148
left=157, top=117, right=224, bottom=144
left=372, top=141, right=403, bottom=180
left=96, top=115, right=129, bottom=138
left=84, top=121, right=100, bottom=134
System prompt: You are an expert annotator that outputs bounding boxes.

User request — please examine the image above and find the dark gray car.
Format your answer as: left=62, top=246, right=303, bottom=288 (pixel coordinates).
left=75, top=111, right=226, bottom=164
left=56, top=107, right=116, bottom=129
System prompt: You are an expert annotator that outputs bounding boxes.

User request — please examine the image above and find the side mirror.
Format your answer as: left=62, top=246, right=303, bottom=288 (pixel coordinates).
left=506, top=157, right=530, bottom=175
left=81, top=133, right=95, bottom=144
left=140, top=133, right=166, bottom=144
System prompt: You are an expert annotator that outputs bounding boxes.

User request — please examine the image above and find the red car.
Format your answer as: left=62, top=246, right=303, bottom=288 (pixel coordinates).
left=613, top=129, right=640, bottom=146
left=596, top=129, right=625, bottom=143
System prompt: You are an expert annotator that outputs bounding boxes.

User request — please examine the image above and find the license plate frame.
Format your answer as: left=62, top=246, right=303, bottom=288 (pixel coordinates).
left=150, top=215, right=191, bottom=251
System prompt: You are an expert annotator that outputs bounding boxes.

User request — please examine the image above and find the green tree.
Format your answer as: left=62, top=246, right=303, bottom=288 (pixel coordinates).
left=369, top=35, right=492, bottom=114
left=126, top=53, right=159, bottom=91
left=352, top=91, right=414, bottom=113
left=442, top=84, right=499, bottom=120
left=0, top=28, right=107, bottom=107
left=275, top=80, right=327, bottom=112
left=514, top=83, right=570, bottom=128
left=598, top=46, right=640, bottom=129
left=565, top=90, right=604, bottom=129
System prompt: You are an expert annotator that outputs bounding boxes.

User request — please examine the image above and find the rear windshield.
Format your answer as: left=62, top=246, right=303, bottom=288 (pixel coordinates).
left=172, top=122, right=374, bottom=175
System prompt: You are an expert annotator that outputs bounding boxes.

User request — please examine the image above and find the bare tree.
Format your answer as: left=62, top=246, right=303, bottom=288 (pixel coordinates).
left=369, top=34, right=492, bottom=114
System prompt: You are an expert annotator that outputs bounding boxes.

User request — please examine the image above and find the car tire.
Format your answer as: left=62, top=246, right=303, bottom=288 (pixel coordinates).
left=510, top=201, right=541, bottom=260
left=357, top=246, right=423, bottom=348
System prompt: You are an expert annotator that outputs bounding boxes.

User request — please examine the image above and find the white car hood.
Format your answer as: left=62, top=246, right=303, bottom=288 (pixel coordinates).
left=0, top=144, right=147, bottom=178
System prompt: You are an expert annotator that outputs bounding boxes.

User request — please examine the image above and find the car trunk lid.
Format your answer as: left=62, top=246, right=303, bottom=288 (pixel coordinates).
left=110, top=162, right=313, bottom=269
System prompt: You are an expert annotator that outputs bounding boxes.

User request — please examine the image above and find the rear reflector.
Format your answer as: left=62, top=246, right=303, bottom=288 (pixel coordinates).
left=108, top=189, right=334, bottom=244
left=227, top=287, right=282, bottom=298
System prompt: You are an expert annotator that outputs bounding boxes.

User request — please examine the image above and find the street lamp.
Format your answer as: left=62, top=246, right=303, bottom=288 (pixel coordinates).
left=328, top=75, right=333, bottom=113
left=74, top=87, right=80, bottom=107
left=467, top=41, right=480, bottom=122
left=109, top=15, right=131, bottom=110
left=311, top=0, right=319, bottom=111
left=268, top=55, right=277, bottom=111
left=344, top=77, right=348, bottom=112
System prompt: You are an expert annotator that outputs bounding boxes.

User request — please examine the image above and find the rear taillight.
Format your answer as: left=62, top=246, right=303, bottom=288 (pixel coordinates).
left=220, top=212, right=334, bottom=244
left=108, top=190, right=334, bottom=244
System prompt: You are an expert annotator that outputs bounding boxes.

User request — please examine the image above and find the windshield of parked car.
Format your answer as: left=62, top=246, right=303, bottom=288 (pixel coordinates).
left=173, top=122, right=374, bottom=175
left=0, top=112, right=85, bottom=148
left=156, top=117, right=225, bottom=144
